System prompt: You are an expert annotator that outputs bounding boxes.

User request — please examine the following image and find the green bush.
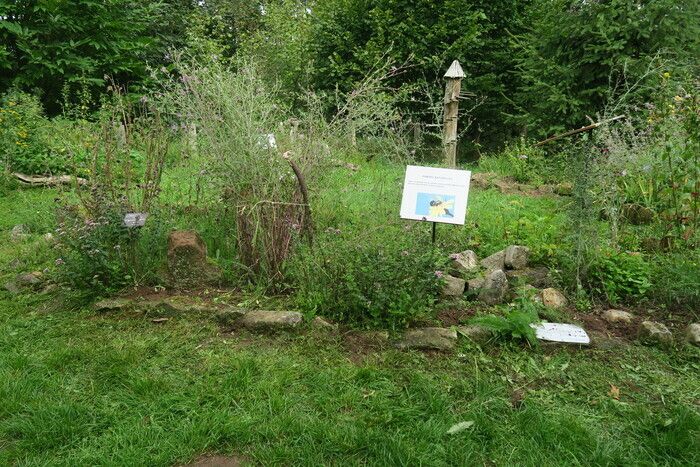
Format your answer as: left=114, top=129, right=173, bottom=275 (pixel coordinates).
left=649, top=251, right=700, bottom=312
left=0, top=90, right=49, bottom=173
left=588, top=250, right=651, bottom=305
left=0, top=89, right=97, bottom=175
left=290, top=233, right=443, bottom=329
left=55, top=203, right=137, bottom=293
left=477, top=139, right=556, bottom=184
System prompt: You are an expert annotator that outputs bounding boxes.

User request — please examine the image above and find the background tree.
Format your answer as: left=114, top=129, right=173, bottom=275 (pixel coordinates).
left=512, top=0, right=700, bottom=137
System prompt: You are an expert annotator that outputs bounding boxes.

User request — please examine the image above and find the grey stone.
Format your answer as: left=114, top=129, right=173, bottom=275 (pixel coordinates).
left=685, top=323, right=700, bottom=346
left=3, top=282, right=21, bottom=294
left=214, top=308, right=247, bottom=327
left=10, top=224, right=29, bottom=242
left=442, top=275, right=466, bottom=297
left=478, top=269, right=508, bottom=305
left=457, top=324, right=493, bottom=345
left=639, top=321, right=673, bottom=346
left=40, top=284, right=58, bottom=294
left=554, top=182, right=573, bottom=196
left=450, top=250, right=479, bottom=273
left=238, top=310, right=303, bottom=331
left=540, top=288, right=567, bottom=309
left=480, top=250, right=505, bottom=272
left=589, top=331, right=626, bottom=350
left=504, top=245, right=530, bottom=270
left=94, top=298, right=133, bottom=312
left=312, top=316, right=337, bottom=330
left=397, top=327, right=457, bottom=351
left=602, top=309, right=634, bottom=325
left=466, top=276, right=485, bottom=291
left=16, top=272, right=43, bottom=286
left=505, top=267, right=551, bottom=288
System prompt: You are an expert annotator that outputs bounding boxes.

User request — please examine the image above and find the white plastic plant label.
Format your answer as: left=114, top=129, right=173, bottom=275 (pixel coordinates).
left=531, top=322, right=590, bottom=345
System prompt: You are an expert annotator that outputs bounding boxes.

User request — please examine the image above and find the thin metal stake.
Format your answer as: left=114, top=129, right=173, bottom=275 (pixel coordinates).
left=431, top=222, right=437, bottom=244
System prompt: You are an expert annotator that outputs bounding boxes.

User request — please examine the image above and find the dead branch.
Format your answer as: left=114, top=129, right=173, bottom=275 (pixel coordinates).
left=535, top=115, right=626, bottom=146
left=13, top=173, right=87, bottom=187
left=282, top=151, right=314, bottom=247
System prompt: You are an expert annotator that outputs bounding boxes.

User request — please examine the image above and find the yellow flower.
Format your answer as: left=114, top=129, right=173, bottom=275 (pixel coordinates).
left=673, top=95, right=683, bottom=103
left=663, top=72, right=671, bottom=79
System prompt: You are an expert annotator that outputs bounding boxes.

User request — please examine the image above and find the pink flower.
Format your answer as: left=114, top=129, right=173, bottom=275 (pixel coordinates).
left=434, top=270, right=444, bottom=278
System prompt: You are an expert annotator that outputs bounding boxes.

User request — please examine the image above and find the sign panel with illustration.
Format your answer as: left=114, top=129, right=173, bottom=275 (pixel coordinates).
left=399, top=165, right=471, bottom=225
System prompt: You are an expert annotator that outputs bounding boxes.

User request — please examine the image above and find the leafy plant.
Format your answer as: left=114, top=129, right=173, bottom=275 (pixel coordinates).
left=470, top=294, right=541, bottom=346
left=55, top=86, right=170, bottom=294
left=290, top=233, right=443, bottom=329
left=588, top=250, right=651, bottom=305
left=0, top=90, right=49, bottom=173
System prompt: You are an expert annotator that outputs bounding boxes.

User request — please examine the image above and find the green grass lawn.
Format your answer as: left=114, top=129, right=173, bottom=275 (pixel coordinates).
left=1, top=294, right=699, bottom=465
left=1, top=166, right=699, bottom=465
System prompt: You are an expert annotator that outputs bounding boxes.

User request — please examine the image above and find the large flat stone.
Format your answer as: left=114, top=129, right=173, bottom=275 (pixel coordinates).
left=94, top=298, right=134, bottom=312
left=505, top=267, right=551, bottom=288
left=238, top=310, right=303, bottom=331
left=450, top=250, right=479, bottom=273
left=457, top=325, right=493, bottom=345
left=540, top=288, right=567, bottom=309
left=602, top=309, right=634, bottom=325
left=397, top=327, right=457, bottom=351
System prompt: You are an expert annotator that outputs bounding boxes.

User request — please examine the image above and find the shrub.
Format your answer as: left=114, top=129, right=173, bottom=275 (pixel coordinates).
left=55, top=89, right=170, bottom=294
left=648, top=251, right=700, bottom=312
left=157, top=58, right=322, bottom=284
left=588, top=250, right=651, bottom=305
left=289, top=233, right=443, bottom=329
left=0, top=89, right=99, bottom=176
left=0, top=90, right=49, bottom=174
left=477, top=139, right=556, bottom=184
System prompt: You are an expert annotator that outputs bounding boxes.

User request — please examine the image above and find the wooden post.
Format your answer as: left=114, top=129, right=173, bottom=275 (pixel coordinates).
left=442, top=60, right=465, bottom=168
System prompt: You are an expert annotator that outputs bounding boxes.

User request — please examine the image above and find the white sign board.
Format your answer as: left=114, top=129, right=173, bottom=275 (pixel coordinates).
left=531, top=322, right=590, bottom=345
left=399, top=165, right=471, bottom=225
left=123, top=212, right=148, bottom=228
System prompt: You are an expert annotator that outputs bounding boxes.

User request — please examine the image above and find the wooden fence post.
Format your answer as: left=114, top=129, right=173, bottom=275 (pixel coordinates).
left=442, top=60, right=465, bottom=168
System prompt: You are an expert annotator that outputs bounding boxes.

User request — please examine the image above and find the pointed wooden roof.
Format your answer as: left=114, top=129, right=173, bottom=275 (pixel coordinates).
left=444, top=60, right=465, bottom=79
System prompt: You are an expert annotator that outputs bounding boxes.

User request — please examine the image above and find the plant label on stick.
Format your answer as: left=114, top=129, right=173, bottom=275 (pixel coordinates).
left=399, top=165, right=471, bottom=225
left=123, top=212, right=148, bottom=228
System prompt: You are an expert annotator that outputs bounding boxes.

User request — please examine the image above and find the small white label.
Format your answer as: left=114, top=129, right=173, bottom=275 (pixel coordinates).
left=531, top=322, right=590, bottom=344
left=123, top=212, right=148, bottom=228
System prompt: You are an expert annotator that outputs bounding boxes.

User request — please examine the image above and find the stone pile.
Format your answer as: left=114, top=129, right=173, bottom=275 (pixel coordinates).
left=441, top=245, right=564, bottom=308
